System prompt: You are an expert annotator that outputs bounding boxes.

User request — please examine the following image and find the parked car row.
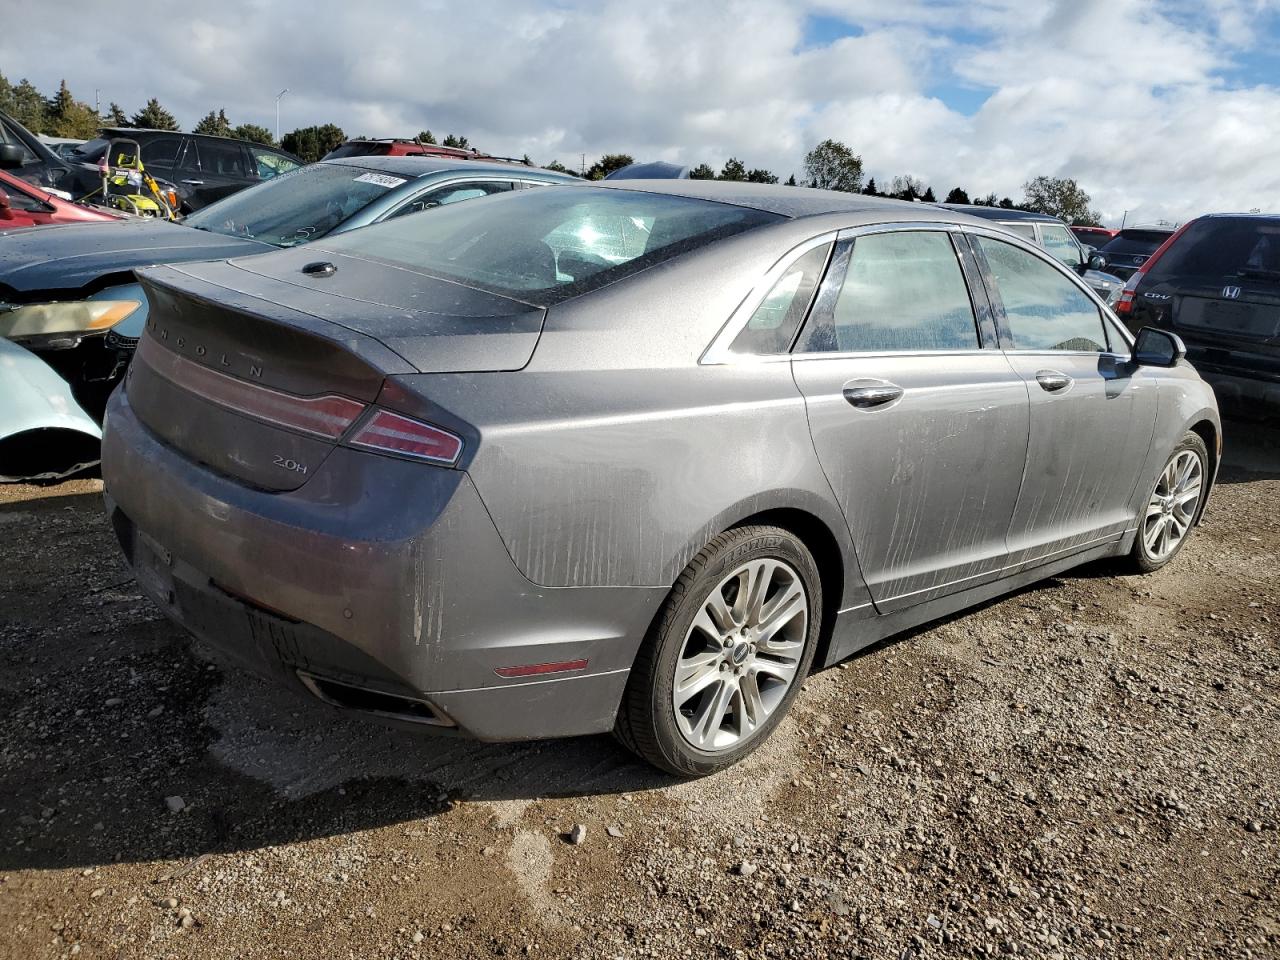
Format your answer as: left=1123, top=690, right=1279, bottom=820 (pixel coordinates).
left=0, top=133, right=1255, bottom=775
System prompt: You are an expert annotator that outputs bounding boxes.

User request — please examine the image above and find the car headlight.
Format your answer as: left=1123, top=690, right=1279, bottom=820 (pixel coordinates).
left=0, top=299, right=142, bottom=348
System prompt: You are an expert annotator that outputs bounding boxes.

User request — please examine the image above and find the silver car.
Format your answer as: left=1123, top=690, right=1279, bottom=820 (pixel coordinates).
left=101, top=182, right=1220, bottom=776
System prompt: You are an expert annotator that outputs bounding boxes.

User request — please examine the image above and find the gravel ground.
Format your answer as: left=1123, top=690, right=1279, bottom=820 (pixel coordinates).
left=1, top=422, right=1277, bottom=960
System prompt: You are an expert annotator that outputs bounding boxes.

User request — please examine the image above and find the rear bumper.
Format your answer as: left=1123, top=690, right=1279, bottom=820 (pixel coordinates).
left=101, top=387, right=666, bottom=740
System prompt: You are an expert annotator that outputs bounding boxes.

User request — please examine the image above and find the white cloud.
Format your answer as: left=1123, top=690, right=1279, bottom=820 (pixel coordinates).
left=2, top=0, right=1279, bottom=222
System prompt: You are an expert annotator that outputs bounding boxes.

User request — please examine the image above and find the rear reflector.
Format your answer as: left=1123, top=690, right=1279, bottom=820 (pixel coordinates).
left=138, top=337, right=366, bottom=440
left=494, top=659, right=589, bottom=679
left=346, top=409, right=463, bottom=465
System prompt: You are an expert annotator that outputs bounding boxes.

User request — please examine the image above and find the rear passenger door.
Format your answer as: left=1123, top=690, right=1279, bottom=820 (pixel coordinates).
left=179, top=138, right=252, bottom=208
left=790, top=226, right=1030, bottom=613
left=971, top=233, right=1156, bottom=564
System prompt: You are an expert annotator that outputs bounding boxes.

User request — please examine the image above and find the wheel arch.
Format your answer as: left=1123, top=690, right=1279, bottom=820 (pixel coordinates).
left=1186, top=415, right=1219, bottom=524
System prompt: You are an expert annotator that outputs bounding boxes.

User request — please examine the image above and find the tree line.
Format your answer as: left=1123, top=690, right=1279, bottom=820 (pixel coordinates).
left=0, top=75, right=1101, bottom=225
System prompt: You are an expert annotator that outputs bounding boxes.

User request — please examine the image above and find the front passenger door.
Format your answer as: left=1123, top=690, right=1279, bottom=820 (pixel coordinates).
left=790, top=228, right=1030, bottom=613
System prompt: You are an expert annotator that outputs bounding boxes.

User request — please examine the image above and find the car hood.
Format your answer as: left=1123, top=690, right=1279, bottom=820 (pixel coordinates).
left=0, top=219, right=270, bottom=295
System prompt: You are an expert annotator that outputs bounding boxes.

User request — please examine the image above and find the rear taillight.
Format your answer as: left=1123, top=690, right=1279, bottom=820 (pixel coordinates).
left=138, top=336, right=366, bottom=439
left=1114, top=220, right=1194, bottom=316
left=346, top=409, right=463, bottom=465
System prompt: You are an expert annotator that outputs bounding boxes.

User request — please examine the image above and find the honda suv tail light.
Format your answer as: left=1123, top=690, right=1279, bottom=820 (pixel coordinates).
left=345, top=409, right=463, bottom=465
left=1114, top=221, right=1193, bottom=316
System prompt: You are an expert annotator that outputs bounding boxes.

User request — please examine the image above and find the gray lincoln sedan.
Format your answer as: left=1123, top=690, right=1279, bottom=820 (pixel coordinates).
left=101, top=181, right=1219, bottom=776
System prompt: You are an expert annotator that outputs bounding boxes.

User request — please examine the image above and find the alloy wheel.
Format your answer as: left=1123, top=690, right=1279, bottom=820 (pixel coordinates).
left=1143, top=449, right=1203, bottom=561
left=672, top=558, right=808, bottom=752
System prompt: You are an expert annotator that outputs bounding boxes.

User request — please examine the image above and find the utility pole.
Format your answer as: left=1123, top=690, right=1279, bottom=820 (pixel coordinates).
left=581, top=153, right=586, bottom=177
left=275, top=88, right=289, bottom=143
left=1120, top=209, right=1128, bottom=230
left=95, top=89, right=100, bottom=118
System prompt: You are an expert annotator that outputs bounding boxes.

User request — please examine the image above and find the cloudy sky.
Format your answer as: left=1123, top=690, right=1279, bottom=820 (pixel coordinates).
left=4, top=0, right=1279, bottom=224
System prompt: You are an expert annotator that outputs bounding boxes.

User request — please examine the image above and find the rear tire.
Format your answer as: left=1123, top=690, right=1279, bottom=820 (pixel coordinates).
left=1127, top=431, right=1208, bottom=573
left=614, top=525, right=822, bottom=777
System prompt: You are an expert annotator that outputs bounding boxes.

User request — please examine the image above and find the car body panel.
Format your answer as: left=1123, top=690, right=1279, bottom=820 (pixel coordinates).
left=0, top=169, right=120, bottom=228
left=0, top=337, right=101, bottom=482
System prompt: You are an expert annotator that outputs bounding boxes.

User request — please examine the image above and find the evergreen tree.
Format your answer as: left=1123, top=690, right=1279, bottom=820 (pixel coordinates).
left=131, top=98, right=180, bottom=131
left=862, top=178, right=879, bottom=196
left=688, top=162, right=716, bottom=180
left=747, top=168, right=778, bottom=184
left=784, top=174, right=797, bottom=186
left=543, top=160, right=578, bottom=176
left=106, top=103, right=129, bottom=126
left=944, top=187, right=970, bottom=205
left=718, top=157, right=747, bottom=181
left=584, top=153, right=634, bottom=180
left=921, top=186, right=936, bottom=203
left=416, top=130, right=437, bottom=144
left=44, top=79, right=99, bottom=139
left=193, top=109, right=233, bottom=138
left=5, top=78, right=48, bottom=133
left=442, top=134, right=470, bottom=149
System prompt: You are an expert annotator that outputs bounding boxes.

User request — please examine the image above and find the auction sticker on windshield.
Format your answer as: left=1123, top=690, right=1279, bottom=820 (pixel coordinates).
left=353, top=173, right=407, bottom=188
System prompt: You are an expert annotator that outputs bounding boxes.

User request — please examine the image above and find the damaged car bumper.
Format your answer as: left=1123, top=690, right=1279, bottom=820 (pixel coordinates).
left=0, top=336, right=101, bottom=482
left=101, top=385, right=666, bottom=741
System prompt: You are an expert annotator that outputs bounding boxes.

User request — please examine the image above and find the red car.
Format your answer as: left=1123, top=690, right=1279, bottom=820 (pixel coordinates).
left=0, top=169, right=120, bottom=229
left=1070, top=225, right=1118, bottom=248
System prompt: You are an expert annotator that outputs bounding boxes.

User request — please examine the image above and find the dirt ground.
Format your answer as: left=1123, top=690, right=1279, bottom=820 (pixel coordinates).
left=1, top=421, right=1277, bottom=960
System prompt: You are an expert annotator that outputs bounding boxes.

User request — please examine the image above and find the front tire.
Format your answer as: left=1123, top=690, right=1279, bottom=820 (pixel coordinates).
left=614, top=525, right=822, bottom=777
left=1128, top=431, right=1208, bottom=572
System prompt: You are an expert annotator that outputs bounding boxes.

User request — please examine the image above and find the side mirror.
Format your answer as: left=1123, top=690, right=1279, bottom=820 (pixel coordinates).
left=0, top=191, right=12, bottom=221
left=0, top=143, right=24, bottom=169
left=1134, top=326, right=1186, bottom=367
left=1089, top=254, right=1106, bottom=270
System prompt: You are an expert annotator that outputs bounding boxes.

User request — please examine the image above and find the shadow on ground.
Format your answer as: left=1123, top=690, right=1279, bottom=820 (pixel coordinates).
left=1218, top=416, right=1280, bottom=482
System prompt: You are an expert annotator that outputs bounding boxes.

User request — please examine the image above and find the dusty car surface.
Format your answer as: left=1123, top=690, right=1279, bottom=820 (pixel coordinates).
left=101, top=182, right=1220, bottom=776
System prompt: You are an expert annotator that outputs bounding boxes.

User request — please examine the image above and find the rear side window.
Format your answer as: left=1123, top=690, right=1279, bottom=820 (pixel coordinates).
left=977, top=236, right=1108, bottom=352
left=140, top=137, right=182, bottom=167
left=0, top=178, right=45, bottom=212
left=1100, top=229, right=1172, bottom=257
left=190, top=140, right=247, bottom=177
left=249, top=146, right=301, bottom=180
left=729, top=242, right=832, bottom=356
left=314, top=186, right=783, bottom=305
left=797, top=231, right=979, bottom=353
left=1145, top=217, right=1280, bottom=282
left=1004, top=222, right=1037, bottom=241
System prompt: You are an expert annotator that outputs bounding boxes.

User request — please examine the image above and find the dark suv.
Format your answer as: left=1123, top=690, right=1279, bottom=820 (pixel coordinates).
left=0, top=107, right=82, bottom=195
left=1116, top=214, right=1280, bottom=417
left=69, top=129, right=303, bottom=211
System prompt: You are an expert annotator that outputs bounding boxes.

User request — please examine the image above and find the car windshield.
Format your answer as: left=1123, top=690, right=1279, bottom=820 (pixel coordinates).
left=1099, top=229, right=1173, bottom=257
left=1145, top=217, right=1280, bottom=282
left=313, top=186, right=784, bottom=305
left=182, top=162, right=412, bottom=247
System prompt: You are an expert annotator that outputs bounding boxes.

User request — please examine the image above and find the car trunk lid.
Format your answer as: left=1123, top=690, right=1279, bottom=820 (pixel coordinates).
left=127, top=259, right=540, bottom=491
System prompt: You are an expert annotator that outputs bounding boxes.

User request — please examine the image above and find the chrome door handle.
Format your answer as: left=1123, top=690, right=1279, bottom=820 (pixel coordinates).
left=181, top=179, right=204, bottom=185
left=1035, top=370, right=1072, bottom=392
left=842, top=383, right=904, bottom=408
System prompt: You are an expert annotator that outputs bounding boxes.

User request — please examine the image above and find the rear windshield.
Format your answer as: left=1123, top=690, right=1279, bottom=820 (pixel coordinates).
left=313, top=186, right=784, bottom=305
left=323, top=142, right=390, bottom=159
left=1099, top=229, right=1173, bottom=256
left=1145, top=217, right=1280, bottom=283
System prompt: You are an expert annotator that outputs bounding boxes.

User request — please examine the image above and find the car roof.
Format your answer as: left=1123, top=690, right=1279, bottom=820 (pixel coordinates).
left=596, top=179, right=969, bottom=222
left=320, top=155, right=579, bottom=181
left=939, top=204, right=1063, bottom=224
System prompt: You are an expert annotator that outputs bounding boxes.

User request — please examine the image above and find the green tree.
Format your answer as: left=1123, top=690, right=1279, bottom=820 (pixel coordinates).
left=803, top=139, right=863, bottom=192
left=584, top=153, right=634, bottom=180
left=442, top=133, right=470, bottom=149
left=281, top=124, right=346, bottom=162
left=44, top=79, right=99, bottom=139
left=543, top=159, right=578, bottom=176
left=998, top=197, right=1017, bottom=210
left=784, top=173, right=797, bottom=186
left=416, top=130, right=437, bottom=144
left=688, top=162, right=716, bottom=180
left=890, top=174, right=924, bottom=201
left=862, top=177, right=879, bottom=196
left=718, top=157, right=747, bottom=181
left=5, top=78, right=49, bottom=133
left=230, top=123, right=274, bottom=146
left=106, top=102, right=129, bottom=126
left=1021, top=176, right=1099, bottom=225
left=921, top=186, right=937, bottom=203
left=131, top=98, right=180, bottom=131
left=192, top=109, right=233, bottom=138
left=975, top=192, right=999, bottom=207
left=747, top=168, right=778, bottom=184
left=944, top=186, right=970, bottom=204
